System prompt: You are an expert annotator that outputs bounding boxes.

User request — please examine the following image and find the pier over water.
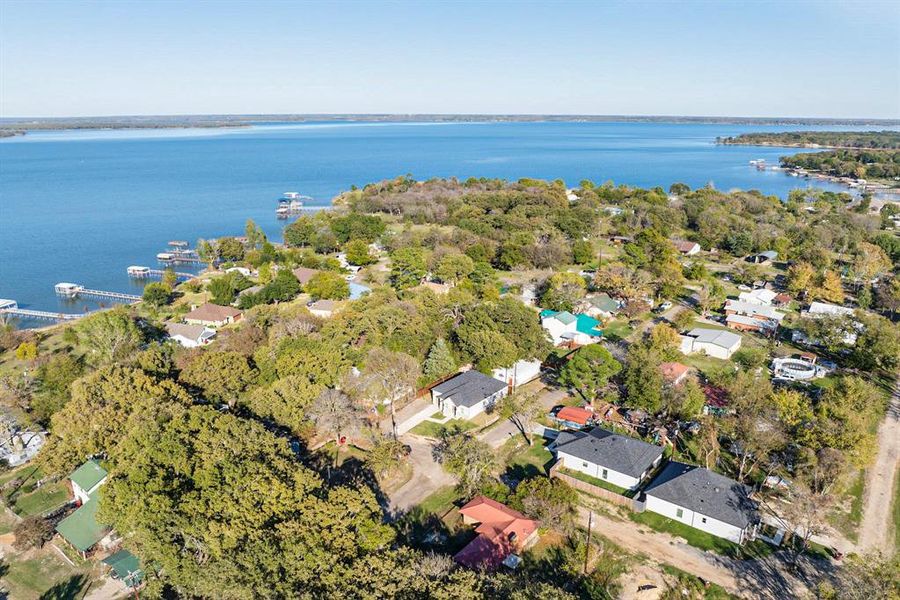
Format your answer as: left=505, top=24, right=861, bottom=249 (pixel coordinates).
left=54, top=283, right=142, bottom=303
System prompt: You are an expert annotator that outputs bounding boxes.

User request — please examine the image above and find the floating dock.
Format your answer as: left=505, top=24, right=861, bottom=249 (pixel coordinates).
left=54, top=283, right=141, bottom=303
left=157, top=252, right=203, bottom=264
left=127, top=266, right=194, bottom=280
left=0, top=299, right=82, bottom=322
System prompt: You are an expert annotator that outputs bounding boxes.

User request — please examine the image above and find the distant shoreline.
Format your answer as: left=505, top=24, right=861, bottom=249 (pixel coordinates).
left=1, top=113, right=898, bottom=137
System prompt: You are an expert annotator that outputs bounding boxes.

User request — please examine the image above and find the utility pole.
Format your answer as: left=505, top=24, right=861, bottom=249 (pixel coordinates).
left=583, top=511, right=593, bottom=574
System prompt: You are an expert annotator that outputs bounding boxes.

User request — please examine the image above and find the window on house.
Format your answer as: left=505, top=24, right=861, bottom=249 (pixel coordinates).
left=602, top=469, right=608, bottom=479
left=701, top=517, right=707, bottom=524
left=676, top=509, right=683, bottom=519
left=582, top=462, right=588, bottom=468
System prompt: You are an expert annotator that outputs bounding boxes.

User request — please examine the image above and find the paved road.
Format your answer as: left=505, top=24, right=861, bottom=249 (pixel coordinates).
left=858, top=375, right=900, bottom=553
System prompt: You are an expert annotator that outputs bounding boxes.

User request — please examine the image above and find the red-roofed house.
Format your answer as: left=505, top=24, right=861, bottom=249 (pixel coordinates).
left=660, top=362, right=691, bottom=386
left=454, top=496, right=539, bottom=570
left=551, top=406, right=596, bottom=429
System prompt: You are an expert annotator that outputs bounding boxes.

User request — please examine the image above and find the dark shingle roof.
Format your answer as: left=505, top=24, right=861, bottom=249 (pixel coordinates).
left=432, top=371, right=507, bottom=408
left=643, top=461, right=758, bottom=528
left=555, top=427, right=663, bottom=478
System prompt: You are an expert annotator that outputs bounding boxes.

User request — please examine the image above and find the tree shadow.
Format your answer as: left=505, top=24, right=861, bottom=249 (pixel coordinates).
left=38, top=575, right=88, bottom=600
left=391, top=505, right=474, bottom=556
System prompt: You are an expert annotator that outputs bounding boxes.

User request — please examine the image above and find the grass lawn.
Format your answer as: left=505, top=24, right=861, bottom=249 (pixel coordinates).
left=559, top=467, right=630, bottom=496
left=1, top=548, right=91, bottom=600
left=629, top=511, right=770, bottom=559
left=409, top=419, right=476, bottom=438
left=417, top=485, right=461, bottom=516
left=429, top=411, right=445, bottom=420
left=827, top=469, right=865, bottom=543
left=602, top=319, right=633, bottom=341
left=11, top=481, right=70, bottom=517
left=502, top=437, right=555, bottom=479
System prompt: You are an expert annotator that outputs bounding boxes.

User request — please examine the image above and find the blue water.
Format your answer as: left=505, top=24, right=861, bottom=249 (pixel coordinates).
left=0, top=121, right=881, bottom=327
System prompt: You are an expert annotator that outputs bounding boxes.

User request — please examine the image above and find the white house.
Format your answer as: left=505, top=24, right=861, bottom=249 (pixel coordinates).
left=737, top=289, right=778, bottom=306
left=540, top=310, right=603, bottom=346
left=552, top=427, right=664, bottom=491
left=673, top=240, right=701, bottom=256
left=794, top=301, right=859, bottom=346
left=679, top=328, right=742, bottom=359
left=68, top=459, right=108, bottom=505
left=492, top=359, right=542, bottom=390
left=165, top=322, right=216, bottom=348
left=431, top=371, right=509, bottom=420
left=643, top=461, right=759, bottom=544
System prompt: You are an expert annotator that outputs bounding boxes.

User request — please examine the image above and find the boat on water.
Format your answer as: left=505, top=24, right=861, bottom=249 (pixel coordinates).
left=277, top=192, right=309, bottom=218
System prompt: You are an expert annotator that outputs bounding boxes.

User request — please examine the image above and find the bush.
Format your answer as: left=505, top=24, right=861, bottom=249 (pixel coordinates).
left=13, top=516, right=54, bottom=550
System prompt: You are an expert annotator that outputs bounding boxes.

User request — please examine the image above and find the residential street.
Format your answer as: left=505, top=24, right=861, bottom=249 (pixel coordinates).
left=858, top=375, right=900, bottom=553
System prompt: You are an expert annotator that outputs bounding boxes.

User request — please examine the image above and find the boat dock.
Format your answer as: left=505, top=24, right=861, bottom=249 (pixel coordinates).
left=0, top=300, right=82, bottom=322
left=54, top=283, right=141, bottom=303
left=157, top=252, right=203, bottom=264
left=127, top=266, right=194, bottom=280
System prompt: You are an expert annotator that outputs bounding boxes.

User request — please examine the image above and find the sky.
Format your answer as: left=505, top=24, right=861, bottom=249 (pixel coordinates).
left=1, top=0, right=898, bottom=119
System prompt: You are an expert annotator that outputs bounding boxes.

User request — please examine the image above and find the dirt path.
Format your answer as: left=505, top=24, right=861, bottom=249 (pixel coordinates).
left=577, top=508, right=811, bottom=599
left=386, top=435, right=454, bottom=513
left=478, top=387, right=568, bottom=448
left=858, top=376, right=900, bottom=554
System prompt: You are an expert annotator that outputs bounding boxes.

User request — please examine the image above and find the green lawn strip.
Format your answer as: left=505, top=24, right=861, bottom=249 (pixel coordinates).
left=417, top=485, right=461, bottom=516
left=12, top=481, right=70, bottom=517
left=629, top=511, right=767, bottom=558
left=602, top=319, right=633, bottom=341
left=827, top=469, right=865, bottom=543
left=661, top=564, right=739, bottom=599
left=559, top=467, right=631, bottom=496
left=428, top=411, right=445, bottom=420
left=409, top=419, right=476, bottom=438
left=502, top=437, right=555, bottom=475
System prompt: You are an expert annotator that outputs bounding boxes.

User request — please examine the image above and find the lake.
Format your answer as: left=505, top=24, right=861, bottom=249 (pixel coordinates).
left=0, top=121, right=875, bottom=327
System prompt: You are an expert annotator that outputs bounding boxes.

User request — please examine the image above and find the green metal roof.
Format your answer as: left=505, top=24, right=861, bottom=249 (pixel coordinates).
left=56, top=490, right=107, bottom=552
left=69, top=459, right=108, bottom=492
left=547, top=310, right=577, bottom=325
left=589, top=294, right=619, bottom=313
left=102, top=549, right=144, bottom=585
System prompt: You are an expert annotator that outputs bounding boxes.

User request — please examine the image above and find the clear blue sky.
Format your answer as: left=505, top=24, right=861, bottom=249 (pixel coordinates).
left=1, top=0, right=898, bottom=118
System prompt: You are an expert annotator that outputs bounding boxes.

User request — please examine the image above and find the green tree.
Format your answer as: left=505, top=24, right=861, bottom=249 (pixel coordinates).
left=510, top=477, right=577, bottom=532
left=623, top=344, right=663, bottom=414
left=344, top=239, right=376, bottom=266
left=305, top=271, right=350, bottom=300
left=852, top=313, right=900, bottom=373
left=161, top=268, right=179, bottom=290
left=389, top=247, right=427, bottom=290
left=74, top=307, right=144, bottom=366
left=815, top=270, right=845, bottom=303
left=496, top=390, right=542, bottom=445
left=179, top=351, right=257, bottom=407
left=245, top=218, right=267, bottom=248
left=434, top=253, right=475, bottom=284
left=435, top=430, right=497, bottom=500
left=571, top=240, right=594, bottom=265
left=539, top=272, right=586, bottom=312
left=264, top=269, right=302, bottom=302
left=423, top=338, right=456, bottom=382
left=32, top=355, right=83, bottom=423
left=142, top=282, right=171, bottom=307
left=787, top=261, right=816, bottom=297
left=99, top=406, right=393, bottom=598
left=558, top=344, right=622, bottom=402
left=362, top=348, right=420, bottom=436
left=366, top=434, right=409, bottom=478
left=216, top=237, right=245, bottom=262
left=243, top=375, right=323, bottom=437
left=43, top=365, right=190, bottom=474
left=647, top=323, right=680, bottom=359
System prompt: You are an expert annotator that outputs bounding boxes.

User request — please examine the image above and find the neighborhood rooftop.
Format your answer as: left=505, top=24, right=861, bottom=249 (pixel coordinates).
left=686, top=328, right=742, bottom=348
left=184, top=303, right=242, bottom=321
left=431, top=371, right=507, bottom=408
left=69, top=459, right=108, bottom=492
left=554, top=427, right=664, bottom=478
left=643, top=461, right=758, bottom=529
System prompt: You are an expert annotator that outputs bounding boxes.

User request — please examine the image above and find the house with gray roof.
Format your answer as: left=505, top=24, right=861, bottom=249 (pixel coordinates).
left=679, top=328, right=742, bottom=359
left=552, top=427, right=664, bottom=491
left=431, top=370, right=509, bottom=420
left=643, top=461, right=759, bottom=544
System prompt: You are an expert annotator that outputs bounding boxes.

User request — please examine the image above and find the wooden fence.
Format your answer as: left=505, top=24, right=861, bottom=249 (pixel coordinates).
left=549, top=462, right=635, bottom=510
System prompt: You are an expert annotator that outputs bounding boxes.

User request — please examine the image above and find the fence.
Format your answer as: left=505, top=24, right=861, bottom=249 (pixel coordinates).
left=549, top=462, right=636, bottom=510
